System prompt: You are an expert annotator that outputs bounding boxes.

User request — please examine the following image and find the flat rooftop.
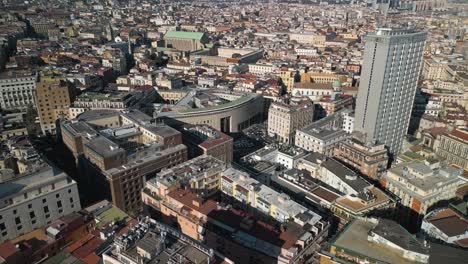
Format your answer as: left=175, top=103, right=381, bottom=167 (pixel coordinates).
left=148, top=154, right=225, bottom=188
left=333, top=219, right=420, bottom=264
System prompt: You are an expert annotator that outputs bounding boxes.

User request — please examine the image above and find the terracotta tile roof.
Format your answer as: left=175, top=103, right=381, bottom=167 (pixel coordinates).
left=425, top=127, right=448, bottom=137
left=450, top=129, right=468, bottom=142
left=427, top=208, right=468, bottom=237
left=311, top=187, right=339, bottom=202
left=0, top=242, right=19, bottom=260
left=167, top=188, right=218, bottom=215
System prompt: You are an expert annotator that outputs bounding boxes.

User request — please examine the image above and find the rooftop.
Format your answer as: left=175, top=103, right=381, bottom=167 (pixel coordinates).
left=332, top=218, right=424, bottom=264
left=0, top=166, right=74, bottom=201
left=387, top=161, right=461, bottom=198
left=106, top=217, right=222, bottom=264
left=148, top=155, right=225, bottom=189
left=164, top=31, right=205, bottom=40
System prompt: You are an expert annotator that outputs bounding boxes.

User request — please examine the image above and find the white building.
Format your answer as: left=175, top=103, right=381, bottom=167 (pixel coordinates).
left=248, top=64, right=275, bottom=75
left=295, top=112, right=349, bottom=156
left=421, top=208, right=468, bottom=245
left=341, top=109, right=355, bottom=134
left=0, top=166, right=81, bottom=242
left=0, top=72, right=37, bottom=110
left=354, top=28, right=427, bottom=155
left=294, top=48, right=318, bottom=57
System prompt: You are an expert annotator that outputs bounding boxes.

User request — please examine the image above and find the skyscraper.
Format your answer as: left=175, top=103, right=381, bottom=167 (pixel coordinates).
left=355, top=28, right=427, bottom=156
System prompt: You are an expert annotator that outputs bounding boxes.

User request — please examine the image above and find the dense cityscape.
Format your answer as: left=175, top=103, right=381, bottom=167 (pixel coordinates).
left=0, top=0, right=466, bottom=263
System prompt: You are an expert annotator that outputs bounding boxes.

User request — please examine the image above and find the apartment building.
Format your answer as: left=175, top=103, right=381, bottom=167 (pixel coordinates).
left=0, top=71, right=37, bottom=110
left=354, top=28, right=427, bottom=156
left=381, top=159, right=462, bottom=216
left=36, top=77, right=74, bottom=134
left=180, top=124, right=233, bottom=164
left=273, top=166, right=393, bottom=227
left=104, top=144, right=187, bottom=214
left=61, top=109, right=187, bottom=213
left=334, top=135, right=389, bottom=180
left=295, top=112, right=349, bottom=156
left=69, top=91, right=146, bottom=118
left=422, top=58, right=451, bottom=81
left=267, top=99, right=314, bottom=144
left=436, top=129, right=468, bottom=170
left=289, top=33, right=326, bottom=46
left=248, top=63, right=275, bottom=75
left=0, top=166, right=81, bottom=242
left=300, top=72, right=347, bottom=84
left=421, top=207, right=468, bottom=247
left=278, top=68, right=297, bottom=93
left=102, top=217, right=226, bottom=264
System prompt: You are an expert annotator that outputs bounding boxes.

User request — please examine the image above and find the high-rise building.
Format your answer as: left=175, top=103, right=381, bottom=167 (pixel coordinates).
left=355, top=28, right=427, bottom=156
left=36, top=76, right=74, bottom=135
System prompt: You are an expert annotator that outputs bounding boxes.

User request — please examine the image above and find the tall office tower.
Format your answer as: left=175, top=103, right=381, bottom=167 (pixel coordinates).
left=355, top=28, right=427, bottom=156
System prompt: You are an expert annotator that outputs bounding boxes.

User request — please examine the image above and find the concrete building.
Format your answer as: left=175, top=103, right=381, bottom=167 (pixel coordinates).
left=61, top=109, right=187, bottom=213
left=333, top=134, right=389, bottom=180
left=0, top=71, right=37, bottom=110
left=248, top=63, right=275, bottom=75
left=421, top=207, right=468, bottom=247
left=191, top=47, right=263, bottom=67
left=354, top=28, right=427, bottom=156
left=102, top=217, right=228, bottom=264
left=103, top=144, right=187, bottom=214
left=435, top=129, right=468, bottom=171
left=422, top=58, right=450, bottom=81
left=0, top=166, right=81, bottom=242
left=36, top=77, right=74, bottom=134
left=273, top=163, right=394, bottom=227
left=164, top=31, right=208, bottom=51
left=321, top=218, right=431, bottom=264
left=180, top=124, right=233, bottom=164
left=156, top=91, right=264, bottom=133
left=0, top=111, right=28, bottom=141
left=295, top=112, right=349, bottom=156
left=300, top=72, right=346, bottom=84
left=267, top=99, right=314, bottom=144
left=69, top=91, right=149, bottom=118
left=381, top=159, right=462, bottom=216
left=278, top=68, right=297, bottom=93
left=289, top=33, right=326, bottom=46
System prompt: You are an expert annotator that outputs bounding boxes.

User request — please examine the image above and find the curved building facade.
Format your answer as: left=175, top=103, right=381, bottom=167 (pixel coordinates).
left=156, top=92, right=264, bottom=133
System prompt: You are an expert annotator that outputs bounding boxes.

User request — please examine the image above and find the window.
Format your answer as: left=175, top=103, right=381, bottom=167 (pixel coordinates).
left=29, top=211, right=35, bottom=219
left=32, top=220, right=36, bottom=225
left=43, top=206, right=49, bottom=213
left=15, top=217, right=21, bottom=225
left=69, top=197, right=73, bottom=203
left=57, top=201, right=62, bottom=208
left=55, top=193, right=59, bottom=198
left=28, top=204, right=32, bottom=209
left=17, top=225, right=22, bottom=230
left=0, top=223, right=5, bottom=231
left=42, top=198, right=47, bottom=203
left=13, top=210, right=17, bottom=215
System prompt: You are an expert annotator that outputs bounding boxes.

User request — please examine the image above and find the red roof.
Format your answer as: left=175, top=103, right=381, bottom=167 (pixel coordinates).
left=0, top=242, right=19, bottom=260
left=450, top=129, right=468, bottom=141
left=167, top=188, right=218, bottom=215
left=426, top=127, right=448, bottom=137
